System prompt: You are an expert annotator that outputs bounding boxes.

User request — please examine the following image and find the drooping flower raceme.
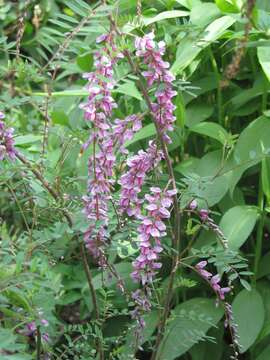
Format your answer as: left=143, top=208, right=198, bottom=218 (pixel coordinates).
left=131, top=187, right=176, bottom=285
left=195, top=261, right=231, bottom=301
left=135, top=32, right=177, bottom=143
left=81, top=33, right=121, bottom=263
left=0, top=112, right=16, bottom=161
left=130, top=187, right=176, bottom=331
left=81, top=34, right=143, bottom=264
left=119, top=141, right=163, bottom=217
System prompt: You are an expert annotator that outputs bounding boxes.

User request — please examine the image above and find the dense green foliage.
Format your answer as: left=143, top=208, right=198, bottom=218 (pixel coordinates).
left=1, top=0, right=270, bottom=359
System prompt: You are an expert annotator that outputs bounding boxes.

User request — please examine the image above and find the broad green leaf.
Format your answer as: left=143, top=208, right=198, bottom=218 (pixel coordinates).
left=257, top=281, right=270, bottom=343
left=175, top=0, right=201, bottom=10
left=76, top=52, right=93, bottom=72
left=190, top=3, right=221, bottom=27
left=220, top=206, right=259, bottom=250
left=51, top=110, right=69, bottom=126
left=257, top=252, right=270, bottom=279
left=159, top=298, right=224, bottom=359
left=177, top=151, right=233, bottom=206
left=14, top=135, right=42, bottom=146
left=215, top=0, right=243, bottom=13
left=34, top=83, right=142, bottom=100
left=143, top=10, right=189, bottom=25
left=175, top=93, right=186, bottom=127
left=230, top=76, right=270, bottom=110
left=257, top=345, right=270, bottom=360
left=125, top=123, right=156, bottom=146
left=171, top=16, right=235, bottom=74
left=123, top=10, right=189, bottom=32
left=175, top=156, right=200, bottom=176
left=234, top=116, right=270, bottom=166
left=189, top=326, right=224, bottom=360
left=258, top=46, right=270, bottom=82
left=185, top=103, right=214, bottom=127
left=189, top=122, right=230, bottom=144
left=115, top=81, right=142, bottom=100
left=232, top=289, right=265, bottom=353
left=183, top=74, right=218, bottom=104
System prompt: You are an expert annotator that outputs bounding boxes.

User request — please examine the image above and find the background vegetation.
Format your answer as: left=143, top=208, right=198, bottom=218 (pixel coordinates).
left=1, top=0, right=270, bottom=359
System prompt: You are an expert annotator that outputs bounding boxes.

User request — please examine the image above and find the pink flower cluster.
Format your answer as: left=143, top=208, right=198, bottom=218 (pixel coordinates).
left=131, top=187, right=176, bottom=285
left=113, top=114, right=142, bottom=154
left=81, top=34, right=143, bottom=262
left=21, top=313, right=49, bottom=343
left=135, top=32, right=176, bottom=143
left=0, top=112, right=16, bottom=161
left=130, top=187, right=176, bottom=331
left=81, top=34, right=120, bottom=262
left=196, top=261, right=231, bottom=301
left=80, top=33, right=122, bottom=145
left=119, top=141, right=163, bottom=217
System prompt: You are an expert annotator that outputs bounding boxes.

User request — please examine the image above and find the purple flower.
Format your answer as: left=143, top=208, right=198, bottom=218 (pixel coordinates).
left=131, top=187, right=176, bottom=286
left=80, top=32, right=122, bottom=263
left=119, top=141, right=163, bottom=217
left=189, top=199, right=198, bottom=210
left=0, top=115, right=16, bottom=161
left=195, top=261, right=231, bottom=300
left=199, top=209, right=209, bottom=221
left=135, top=32, right=176, bottom=143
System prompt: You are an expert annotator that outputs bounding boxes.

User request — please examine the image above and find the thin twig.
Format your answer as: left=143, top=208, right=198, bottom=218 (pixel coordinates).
left=36, top=325, right=42, bottom=360
left=15, top=152, right=73, bottom=227
left=80, top=243, right=104, bottom=360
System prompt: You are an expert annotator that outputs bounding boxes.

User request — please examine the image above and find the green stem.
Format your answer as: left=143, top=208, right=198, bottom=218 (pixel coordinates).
left=36, top=326, right=41, bottom=360
left=253, top=170, right=265, bottom=285
left=262, top=75, right=268, bottom=112
left=208, top=48, right=222, bottom=125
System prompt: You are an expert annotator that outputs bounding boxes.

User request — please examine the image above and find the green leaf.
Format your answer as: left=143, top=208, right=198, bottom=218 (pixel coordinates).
left=190, top=3, right=221, bottom=27
left=171, top=16, right=235, bottom=74
left=125, top=123, right=156, bottom=146
left=189, top=122, right=230, bottom=144
left=232, top=289, right=265, bottom=353
left=76, top=52, right=93, bottom=72
left=257, top=252, right=270, bottom=279
left=215, top=0, right=243, bottom=13
left=175, top=93, right=186, bottom=127
left=175, top=0, right=201, bottom=10
left=115, top=81, right=142, bottom=100
left=185, top=103, right=214, bottom=127
left=122, top=310, right=159, bottom=356
left=257, top=345, right=270, bottom=360
left=4, top=289, right=32, bottom=312
left=220, top=206, right=259, bottom=250
left=258, top=46, right=270, bottom=82
left=159, top=298, right=224, bottom=359
left=143, top=10, right=189, bottom=25
left=123, top=10, right=189, bottom=32
left=234, top=116, right=270, bottom=166
left=262, top=156, right=270, bottom=203
left=14, top=135, right=42, bottom=146
left=51, top=110, right=69, bottom=126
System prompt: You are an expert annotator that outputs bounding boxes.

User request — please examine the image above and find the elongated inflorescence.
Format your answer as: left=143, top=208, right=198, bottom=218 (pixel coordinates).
left=119, top=141, right=163, bottom=217
left=131, top=187, right=176, bottom=284
left=81, top=33, right=145, bottom=264
left=135, top=32, right=177, bottom=143
left=81, top=32, right=122, bottom=264
left=195, top=261, right=231, bottom=301
left=0, top=112, right=16, bottom=161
